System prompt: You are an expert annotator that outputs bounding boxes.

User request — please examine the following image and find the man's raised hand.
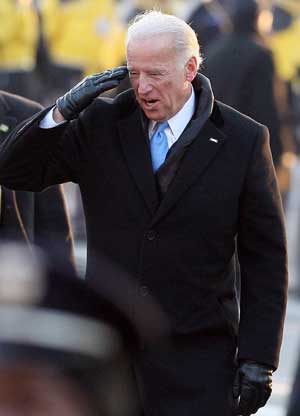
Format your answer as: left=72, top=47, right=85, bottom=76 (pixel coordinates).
left=56, top=66, right=128, bottom=120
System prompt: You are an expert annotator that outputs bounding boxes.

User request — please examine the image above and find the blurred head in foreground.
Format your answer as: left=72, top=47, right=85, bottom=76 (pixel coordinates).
left=0, top=242, right=169, bottom=415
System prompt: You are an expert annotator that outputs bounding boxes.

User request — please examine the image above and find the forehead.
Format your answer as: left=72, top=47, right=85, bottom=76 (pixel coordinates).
left=127, top=33, right=177, bottom=68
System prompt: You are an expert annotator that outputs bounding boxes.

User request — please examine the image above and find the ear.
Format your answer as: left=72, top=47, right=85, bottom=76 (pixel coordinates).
left=185, top=56, right=198, bottom=82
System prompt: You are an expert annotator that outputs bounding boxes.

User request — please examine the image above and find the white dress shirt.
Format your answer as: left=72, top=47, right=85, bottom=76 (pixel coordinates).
left=148, top=87, right=195, bottom=148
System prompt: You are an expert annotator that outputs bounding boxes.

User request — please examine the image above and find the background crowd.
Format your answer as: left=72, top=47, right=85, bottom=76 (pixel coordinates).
left=0, top=0, right=300, bottom=415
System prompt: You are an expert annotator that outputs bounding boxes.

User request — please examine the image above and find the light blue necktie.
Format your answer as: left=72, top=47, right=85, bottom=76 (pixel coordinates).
left=150, top=121, right=169, bottom=172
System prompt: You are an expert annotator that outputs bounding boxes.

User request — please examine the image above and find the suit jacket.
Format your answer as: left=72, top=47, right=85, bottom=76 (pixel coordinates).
left=0, top=91, right=74, bottom=261
left=0, top=77, right=288, bottom=415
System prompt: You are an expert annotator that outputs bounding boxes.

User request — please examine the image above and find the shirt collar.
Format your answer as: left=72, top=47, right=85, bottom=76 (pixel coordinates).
left=148, top=87, right=196, bottom=141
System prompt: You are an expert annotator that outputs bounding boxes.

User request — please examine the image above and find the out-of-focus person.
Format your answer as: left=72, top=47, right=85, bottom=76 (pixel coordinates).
left=39, top=0, right=125, bottom=104
left=0, top=0, right=39, bottom=98
left=0, top=90, right=74, bottom=265
left=268, top=0, right=300, bottom=154
left=0, top=241, right=169, bottom=416
left=182, top=0, right=231, bottom=56
left=203, top=0, right=283, bottom=170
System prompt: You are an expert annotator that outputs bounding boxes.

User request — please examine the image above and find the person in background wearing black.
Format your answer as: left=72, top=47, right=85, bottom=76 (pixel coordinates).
left=203, top=0, right=283, bottom=170
left=0, top=91, right=74, bottom=265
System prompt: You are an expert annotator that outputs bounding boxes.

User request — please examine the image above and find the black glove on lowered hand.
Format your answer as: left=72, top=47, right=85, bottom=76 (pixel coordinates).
left=56, top=66, right=128, bottom=120
left=233, top=360, right=273, bottom=415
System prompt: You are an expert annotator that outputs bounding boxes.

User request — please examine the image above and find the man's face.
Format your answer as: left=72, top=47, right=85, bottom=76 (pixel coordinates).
left=127, top=34, right=197, bottom=121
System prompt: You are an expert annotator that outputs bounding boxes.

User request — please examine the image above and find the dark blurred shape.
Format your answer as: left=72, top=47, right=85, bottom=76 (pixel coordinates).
left=0, top=90, right=75, bottom=267
left=203, top=0, right=283, bottom=169
left=0, top=241, right=170, bottom=416
left=186, top=0, right=231, bottom=56
left=272, top=5, right=293, bottom=32
left=231, top=0, right=258, bottom=33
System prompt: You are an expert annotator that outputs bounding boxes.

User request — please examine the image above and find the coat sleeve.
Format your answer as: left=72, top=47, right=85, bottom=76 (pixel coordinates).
left=237, top=125, right=288, bottom=369
left=34, top=184, right=76, bottom=271
left=0, top=107, right=87, bottom=191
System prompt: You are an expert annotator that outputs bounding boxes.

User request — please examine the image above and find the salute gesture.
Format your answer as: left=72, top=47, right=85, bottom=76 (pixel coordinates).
left=56, top=66, right=128, bottom=120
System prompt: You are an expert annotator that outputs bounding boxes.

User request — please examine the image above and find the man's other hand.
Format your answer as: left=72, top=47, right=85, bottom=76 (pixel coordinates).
left=56, top=66, right=128, bottom=120
left=233, top=360, right=273, bottom=415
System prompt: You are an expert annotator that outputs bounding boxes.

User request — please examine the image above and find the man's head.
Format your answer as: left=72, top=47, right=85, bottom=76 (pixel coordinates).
left=126, top=11, right=202, bottom=121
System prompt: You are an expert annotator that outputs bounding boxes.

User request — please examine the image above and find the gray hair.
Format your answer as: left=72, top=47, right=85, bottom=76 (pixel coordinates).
left=126, top=10, right=202, bottom=69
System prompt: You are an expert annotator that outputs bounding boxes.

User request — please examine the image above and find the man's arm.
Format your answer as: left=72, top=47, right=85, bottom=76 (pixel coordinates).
left=237, top=125, right=288, bottom=368
left=0, top=67, right=128, bottom=191
left=234, top=125, right=288, bottom=415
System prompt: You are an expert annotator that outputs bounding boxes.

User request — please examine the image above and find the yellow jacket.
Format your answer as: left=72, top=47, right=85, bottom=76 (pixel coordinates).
left=41, top=0, right=125, bottom=75
left=0, top=0, right=39, bottom=71
left=269, top=21, right=300, bottom=81
left=269, top=2, right=300, bottom=81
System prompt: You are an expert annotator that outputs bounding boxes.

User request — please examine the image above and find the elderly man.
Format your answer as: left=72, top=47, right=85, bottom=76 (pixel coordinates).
left=0, top=11, right=288, bottom=416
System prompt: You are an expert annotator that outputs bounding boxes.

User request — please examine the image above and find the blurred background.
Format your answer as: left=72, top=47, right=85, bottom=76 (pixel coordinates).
left=0, top=1, right=300, bottom=415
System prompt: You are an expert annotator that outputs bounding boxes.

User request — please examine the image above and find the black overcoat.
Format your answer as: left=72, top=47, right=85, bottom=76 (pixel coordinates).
left=0, top=91, right=74, bottom=258
left=0, top=77, right=288, bottom=415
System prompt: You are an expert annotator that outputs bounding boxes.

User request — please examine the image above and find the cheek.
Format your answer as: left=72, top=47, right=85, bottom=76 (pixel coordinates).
left=129, top=78, right=137, bottom=90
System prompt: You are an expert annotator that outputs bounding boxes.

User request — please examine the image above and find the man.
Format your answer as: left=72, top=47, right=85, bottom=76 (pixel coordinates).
left=0, top=91, right=74, bottom=261
left=0, top=11, right=288, bottom=416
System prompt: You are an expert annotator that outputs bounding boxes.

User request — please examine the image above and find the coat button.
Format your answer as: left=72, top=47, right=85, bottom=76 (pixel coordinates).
left=145, top=230, right=156, bottom=241
left=139, top=285, right=149, bottom=296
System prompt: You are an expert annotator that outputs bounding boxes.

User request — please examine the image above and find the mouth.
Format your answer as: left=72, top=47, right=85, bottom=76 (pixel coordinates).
left=140, top=98, right=159, bottom=110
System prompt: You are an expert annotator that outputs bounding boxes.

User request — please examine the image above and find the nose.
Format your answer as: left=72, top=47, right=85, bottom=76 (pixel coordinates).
left=137, top=74, right=152, bottom=95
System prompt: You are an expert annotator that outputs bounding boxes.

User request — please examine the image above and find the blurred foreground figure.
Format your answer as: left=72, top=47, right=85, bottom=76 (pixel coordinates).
left=0, top=91, right=74, bottom=263
left=0, top=242, right=169, bottom=416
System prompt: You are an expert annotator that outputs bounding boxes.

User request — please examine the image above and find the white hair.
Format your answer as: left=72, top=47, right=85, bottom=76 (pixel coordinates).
left=126, top=10, right=202, bottom=69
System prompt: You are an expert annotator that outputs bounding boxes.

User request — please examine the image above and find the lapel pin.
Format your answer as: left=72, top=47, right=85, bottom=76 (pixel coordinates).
left=209, top=137, right=218, bottom=143
left=0, top=124, right=9, bottom=133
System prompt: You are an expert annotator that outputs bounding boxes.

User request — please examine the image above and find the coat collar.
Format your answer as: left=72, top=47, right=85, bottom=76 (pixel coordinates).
left=116, top=77, right=227, bottom=221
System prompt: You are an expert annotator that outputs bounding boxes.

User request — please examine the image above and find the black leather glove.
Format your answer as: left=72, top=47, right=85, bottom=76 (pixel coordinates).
left=233, top=360, right=273, bottom=415
left=56, top=66, right=128, bottom=120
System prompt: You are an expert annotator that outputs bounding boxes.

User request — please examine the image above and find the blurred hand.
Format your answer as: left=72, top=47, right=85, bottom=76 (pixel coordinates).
left=56, top=66, right=128, bottom=120
left=233, top=360, right=273, bottom=415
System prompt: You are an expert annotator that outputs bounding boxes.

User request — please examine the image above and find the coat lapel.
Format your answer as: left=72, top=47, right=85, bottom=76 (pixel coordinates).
left=118, top=108, right=159, bottom=215
left=151, top=118, right=227, bottom=225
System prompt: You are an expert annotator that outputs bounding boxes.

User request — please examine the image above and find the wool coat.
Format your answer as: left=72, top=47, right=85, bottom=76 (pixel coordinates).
left=0, top=76, right=288, bottom=416
left=0, top=91, right=74, bottom=259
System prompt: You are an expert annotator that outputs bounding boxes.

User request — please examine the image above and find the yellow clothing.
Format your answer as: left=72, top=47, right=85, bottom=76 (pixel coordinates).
left=269, top=1, right=300, bottom=81
left=41, top=0, right=125, bottom=76
left=269, top=18, right=300, bottom=81
left=0, top=0, right=39, bottom=71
